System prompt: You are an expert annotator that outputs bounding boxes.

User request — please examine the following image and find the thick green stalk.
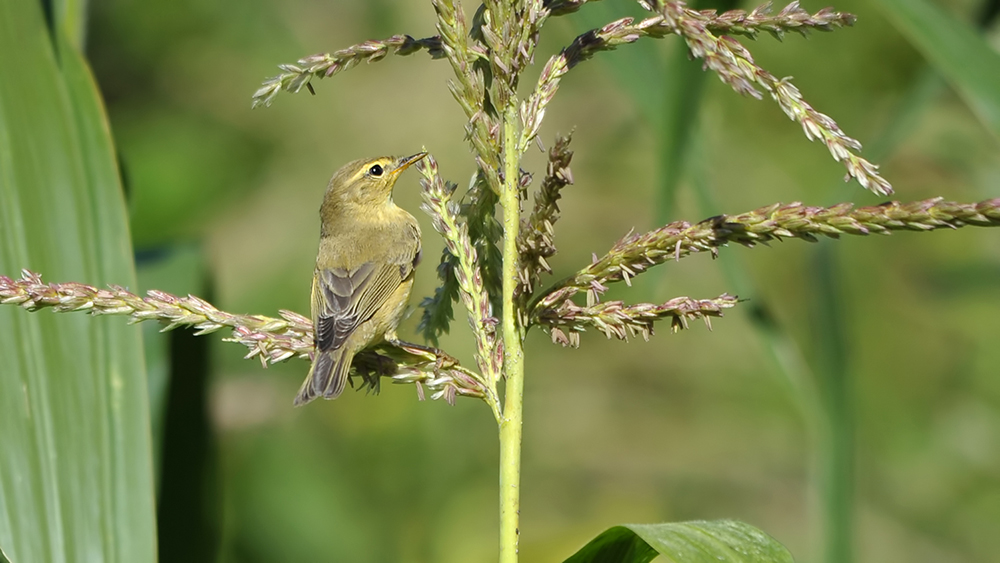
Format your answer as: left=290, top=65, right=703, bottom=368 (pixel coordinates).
left=499, top=108, right=525, bottom=563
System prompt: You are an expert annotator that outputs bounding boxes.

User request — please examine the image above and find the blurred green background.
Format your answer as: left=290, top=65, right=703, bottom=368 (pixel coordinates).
left=59, top=0, right=1000, bottom=561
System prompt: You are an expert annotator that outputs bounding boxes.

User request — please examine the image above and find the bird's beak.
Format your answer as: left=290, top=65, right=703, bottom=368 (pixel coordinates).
left=392, top=152, right=428, bottom=176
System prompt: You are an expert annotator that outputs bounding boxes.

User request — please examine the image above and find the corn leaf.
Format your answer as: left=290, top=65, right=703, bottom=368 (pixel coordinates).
left=563, top=520, right=795, bottom=563
left=0, top=1, right=156, bottom=562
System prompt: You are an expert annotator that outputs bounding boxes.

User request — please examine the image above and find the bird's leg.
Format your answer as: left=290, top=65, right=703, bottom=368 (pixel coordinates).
left=350, top=350, right=396, bottom=393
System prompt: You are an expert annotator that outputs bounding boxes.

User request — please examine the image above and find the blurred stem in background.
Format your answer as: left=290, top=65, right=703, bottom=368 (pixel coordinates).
left=811, top=245, right=853, bottom=563
left=136, top=245, right=219, bottom=562
left=654, top=0, right=739, bottom=226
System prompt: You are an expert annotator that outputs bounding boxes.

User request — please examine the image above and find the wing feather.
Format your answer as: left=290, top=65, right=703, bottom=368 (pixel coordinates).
left=314, top=245, right=418, bottom=353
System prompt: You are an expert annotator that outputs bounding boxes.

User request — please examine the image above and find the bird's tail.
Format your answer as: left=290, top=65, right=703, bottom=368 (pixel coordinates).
left=294, top=348, right=353, bottom=406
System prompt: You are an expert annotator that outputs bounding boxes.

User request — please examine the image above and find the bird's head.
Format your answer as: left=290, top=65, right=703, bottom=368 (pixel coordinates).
left=324, top=152, right=427, bottom=209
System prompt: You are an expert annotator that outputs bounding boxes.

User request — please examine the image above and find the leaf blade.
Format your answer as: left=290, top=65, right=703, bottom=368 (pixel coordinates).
left=875, top=0, right=1000, bottom=137
left=563, top=520, right=795, bottom=563
left=562, top=525, right=658, bottom=563
left=0, top=2, right=156, bottom=562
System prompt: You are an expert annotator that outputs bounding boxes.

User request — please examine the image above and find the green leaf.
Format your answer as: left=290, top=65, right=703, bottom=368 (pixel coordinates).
left=0, top=2, right=156, bottom=562
left=875, top=0, right=1000, bottom=137
left=563, top=521, right=795, bottom=563
left=563, top=525, right=658, bottom=563
left=51, top=0, right=89, bottom=49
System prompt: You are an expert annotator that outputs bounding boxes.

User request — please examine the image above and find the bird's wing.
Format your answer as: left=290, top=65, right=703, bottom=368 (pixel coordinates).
left=314, top=240, right=419, bottom=352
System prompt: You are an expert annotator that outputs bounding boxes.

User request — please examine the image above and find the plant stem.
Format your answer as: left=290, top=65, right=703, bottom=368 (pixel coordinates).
left=499, top=107, right=525, bottom=563
left=812, top=245, right=854, bottom=563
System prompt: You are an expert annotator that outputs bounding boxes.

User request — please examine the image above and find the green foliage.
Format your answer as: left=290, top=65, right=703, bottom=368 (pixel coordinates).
left=52, top=0, right=88, bottom=49
left=564, top=521, right=794, bottom=563
left=0, top=2, right=154, bottom=561
left=563, top=526, right=658, bottom=563
left=875, top=0, right=1000, bottom=138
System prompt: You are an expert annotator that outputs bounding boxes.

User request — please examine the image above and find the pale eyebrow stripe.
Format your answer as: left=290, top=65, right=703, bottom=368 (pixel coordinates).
left=350, top=162, right=375, bottom=182
left=350, top=158, right=394, bottom=182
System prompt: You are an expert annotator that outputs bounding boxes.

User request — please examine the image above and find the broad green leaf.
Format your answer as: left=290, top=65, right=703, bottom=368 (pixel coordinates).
left=875, top=0, right=1000, bottom=138
left=563, top=525, right=658, bottom=563
left=51, top=0, right=89, bottom=49
left=563, top=520, right=795, bottom=563
left=0, top=1, right=156, bottom=562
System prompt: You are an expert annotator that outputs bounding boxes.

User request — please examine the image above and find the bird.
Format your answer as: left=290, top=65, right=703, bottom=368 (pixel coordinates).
left=295, top=153, right=426, bottom=406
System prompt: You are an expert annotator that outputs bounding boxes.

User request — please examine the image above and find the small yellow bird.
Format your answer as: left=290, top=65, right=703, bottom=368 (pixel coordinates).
left=295, top=153, right=426, bottom=406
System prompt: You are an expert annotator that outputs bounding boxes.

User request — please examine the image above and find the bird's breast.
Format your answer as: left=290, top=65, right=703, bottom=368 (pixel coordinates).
left=316, top=204, right=419, bottom=270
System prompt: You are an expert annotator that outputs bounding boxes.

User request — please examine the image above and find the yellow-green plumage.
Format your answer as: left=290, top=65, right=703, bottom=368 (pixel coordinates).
left=295, top=153, right=425, bottom=406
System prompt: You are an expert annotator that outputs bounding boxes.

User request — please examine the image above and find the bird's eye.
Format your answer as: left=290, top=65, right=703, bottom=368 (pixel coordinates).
left=368, top=164, right=384, bottom=176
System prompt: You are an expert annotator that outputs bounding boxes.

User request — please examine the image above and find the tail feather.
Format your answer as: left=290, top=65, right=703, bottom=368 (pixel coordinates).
left=294, top=349, right=353, bottom=406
